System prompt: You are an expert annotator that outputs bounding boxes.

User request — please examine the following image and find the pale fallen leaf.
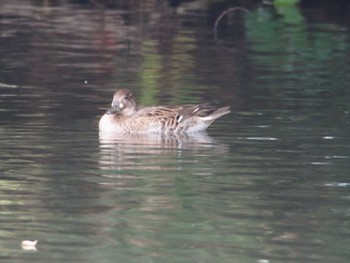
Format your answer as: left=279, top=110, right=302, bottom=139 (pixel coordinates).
left=21, top=240, right=38, bottom=251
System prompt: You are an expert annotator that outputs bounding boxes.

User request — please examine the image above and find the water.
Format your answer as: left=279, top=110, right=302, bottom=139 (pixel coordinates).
left=1, top=1, right=350, bottom=262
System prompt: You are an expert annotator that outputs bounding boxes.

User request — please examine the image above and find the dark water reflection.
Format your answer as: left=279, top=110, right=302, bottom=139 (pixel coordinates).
left=1, top=1, right=350, bottom=263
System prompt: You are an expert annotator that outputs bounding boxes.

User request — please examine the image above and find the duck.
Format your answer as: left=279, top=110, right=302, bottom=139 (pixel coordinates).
left=99, top=89, right=230, bottom=134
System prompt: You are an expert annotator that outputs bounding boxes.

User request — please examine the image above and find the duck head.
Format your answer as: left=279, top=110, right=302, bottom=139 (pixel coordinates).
left=107, top=89, right=137, bottom=116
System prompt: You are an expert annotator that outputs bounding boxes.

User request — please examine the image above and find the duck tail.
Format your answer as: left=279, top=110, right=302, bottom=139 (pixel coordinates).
left=201, top=106, right=230, bottom=121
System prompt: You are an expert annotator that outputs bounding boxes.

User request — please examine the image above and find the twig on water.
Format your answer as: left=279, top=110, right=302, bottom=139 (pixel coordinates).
left=213, top=7, right=249, bottom=41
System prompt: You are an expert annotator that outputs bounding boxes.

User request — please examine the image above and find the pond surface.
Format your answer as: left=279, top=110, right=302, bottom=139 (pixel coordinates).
left=1, top=1, right=350, bottom=262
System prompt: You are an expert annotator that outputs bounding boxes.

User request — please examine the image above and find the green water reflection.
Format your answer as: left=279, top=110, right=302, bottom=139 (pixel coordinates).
left=139, top=29, right=199, bottom=105
left=0, top=1, right=350, bottom=263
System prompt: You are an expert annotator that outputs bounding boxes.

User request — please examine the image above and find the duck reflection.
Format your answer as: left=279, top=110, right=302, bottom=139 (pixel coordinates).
left=98, top=131, right=229, bottom=174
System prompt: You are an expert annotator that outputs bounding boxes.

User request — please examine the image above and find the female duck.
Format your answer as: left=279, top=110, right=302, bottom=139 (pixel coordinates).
left=99, top=89, right=230, bottom=134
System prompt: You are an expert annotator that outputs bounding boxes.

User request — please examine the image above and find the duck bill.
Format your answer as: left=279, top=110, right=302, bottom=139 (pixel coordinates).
left=106, top=105, right=120, bottom=115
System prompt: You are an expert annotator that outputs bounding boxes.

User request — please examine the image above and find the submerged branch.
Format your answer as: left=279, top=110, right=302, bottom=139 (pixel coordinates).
left=213, top=7, right=249, bottom=41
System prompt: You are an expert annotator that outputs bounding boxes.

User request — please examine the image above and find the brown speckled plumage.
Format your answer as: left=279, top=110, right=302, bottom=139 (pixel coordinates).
left=99, top=89, right=230, bottom=134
